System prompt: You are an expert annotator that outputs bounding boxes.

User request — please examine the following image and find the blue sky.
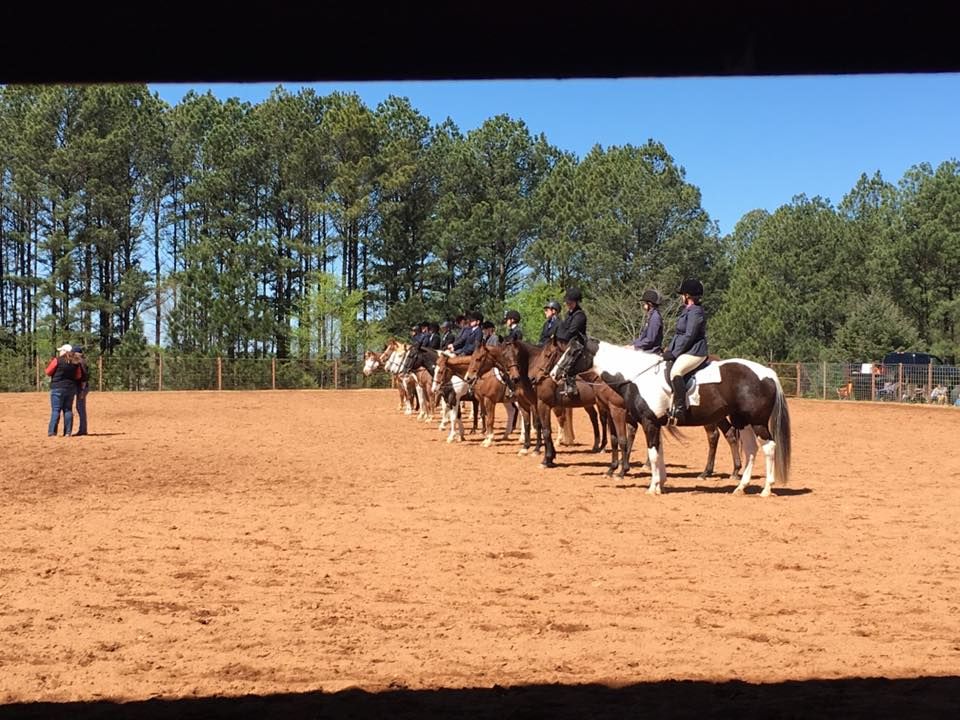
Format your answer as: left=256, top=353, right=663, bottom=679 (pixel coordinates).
left=152, top=75, right=959, bottom=237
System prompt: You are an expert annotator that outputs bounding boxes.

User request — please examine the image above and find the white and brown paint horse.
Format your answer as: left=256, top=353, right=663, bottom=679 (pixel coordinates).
left=571, top=340, right=790, bottom=496
left=363, top=340, right=420, bottom=414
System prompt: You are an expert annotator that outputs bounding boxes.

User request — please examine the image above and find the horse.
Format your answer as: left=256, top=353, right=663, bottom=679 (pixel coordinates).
left=496, top=339, right=607, bottom=469
left=568, top=340, right=790, bottom=496
left=433, top=349, right=519, bottom=447
left=462, top=342, right=544, bottom=455
left=429, top=351, right=485, bottom=442
left=397, top=343, right=445, bottom=422
left=365, top=340, right=420, bottom=414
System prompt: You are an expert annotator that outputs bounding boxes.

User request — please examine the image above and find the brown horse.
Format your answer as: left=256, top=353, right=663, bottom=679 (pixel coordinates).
left=463, top=342, right=546, bottom=455
left=433, top=351, right=518, bottom=447
left=496, top=339, right=607, bottom=469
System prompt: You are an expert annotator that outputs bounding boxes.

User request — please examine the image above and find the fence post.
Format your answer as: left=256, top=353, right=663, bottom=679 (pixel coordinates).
left=216, top=357, right=222, bottom=391
left=898, top=364, right=903, bottom=401
left=333, top=359, right=339, bottom=389
left=35, top=355, right=40, bottom=391
left=271, top=358, right=276, bottom=390
left=158, top=352, right=164, bottom=392
left=98, top=355, right=103, bottom=392
left=871, top=369, right=876, bottom=401
left=795, top=362, right=801, bottom=398
left=822, top=361, right=827, bottom=400
left=928, top=361, right=933, bottom=398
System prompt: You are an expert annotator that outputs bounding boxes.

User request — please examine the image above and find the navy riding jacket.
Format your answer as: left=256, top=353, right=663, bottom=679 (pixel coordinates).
left=633, top=308, right=663, bottom=351
left=668, top=303, right=708, bottom=357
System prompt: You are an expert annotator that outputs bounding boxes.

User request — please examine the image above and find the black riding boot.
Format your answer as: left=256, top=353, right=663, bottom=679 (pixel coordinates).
left=669, top=375, right=687, bottom=424
left=562, top=375, right=578, bottom=399
left=504, top=377, right=516, bottom=399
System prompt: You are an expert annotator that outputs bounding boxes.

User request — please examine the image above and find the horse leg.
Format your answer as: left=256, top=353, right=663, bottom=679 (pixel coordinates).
left=723, top=421, right=743, bottom=481
left=606, top=414, right=619, bottom=477
left=482, top=397, right=497, bottom=447
left=624, top=423, right=637, bottom=476
left=752, top=424, right=777, bottom=497
left=502, top=400, right=517, bottom=440
left=585, top=405, right=601, bottom=452
left=540, top=402, right=556, bottom=468
left=643, top=419, right=664, bottom=495
left=699, top=424, right=720, bottom=478
left=732, top=425, right=759, bottom=495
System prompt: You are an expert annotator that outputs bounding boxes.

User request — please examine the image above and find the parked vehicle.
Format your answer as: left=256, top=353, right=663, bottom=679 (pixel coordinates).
left=881, top=351, right=960, bottom=388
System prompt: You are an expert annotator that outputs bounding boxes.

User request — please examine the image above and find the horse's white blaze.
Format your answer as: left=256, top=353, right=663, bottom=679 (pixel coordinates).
left=760, top=439, right=776, bottom=497
left=734, top=426, right=759, bottom=495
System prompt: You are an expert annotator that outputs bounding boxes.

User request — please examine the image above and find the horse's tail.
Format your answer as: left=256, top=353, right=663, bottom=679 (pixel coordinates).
left=770, top=371, right=792, bottom=485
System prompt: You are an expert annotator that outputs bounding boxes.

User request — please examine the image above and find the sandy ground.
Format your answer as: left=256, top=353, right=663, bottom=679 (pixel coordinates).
left=1, top=390, right=959, bottom=717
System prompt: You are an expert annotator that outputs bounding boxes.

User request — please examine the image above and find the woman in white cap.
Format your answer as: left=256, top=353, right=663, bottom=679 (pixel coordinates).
left=45, top=344, right=83, bottom=437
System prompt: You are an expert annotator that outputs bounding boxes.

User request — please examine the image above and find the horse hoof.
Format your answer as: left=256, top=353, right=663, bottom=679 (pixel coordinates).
left=517, top=449, right=528, bottom=456
left=732, top=486, right=745, bottom=496
left=605, top=468, right=615, bottom=477
left=646, top=487, right=661, bottom=496
left=760, top=488, right=773, bottom=498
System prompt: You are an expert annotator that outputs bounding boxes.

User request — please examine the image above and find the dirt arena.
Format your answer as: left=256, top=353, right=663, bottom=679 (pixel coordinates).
left=1, top=390, right=959, bottom=718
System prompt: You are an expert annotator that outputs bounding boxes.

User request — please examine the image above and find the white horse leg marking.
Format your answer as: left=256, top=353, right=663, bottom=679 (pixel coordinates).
left=446, top=406, right=459, bottom=443
left=733, top=427, right=759, bottom=495
left=646, top=445, right=662, bottom=495
left=760, top=439, right=777, bottom=497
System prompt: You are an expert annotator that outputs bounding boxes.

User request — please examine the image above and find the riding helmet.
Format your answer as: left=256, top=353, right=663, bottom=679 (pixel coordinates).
left=641, top=289, right=661, bottom=305
left=543, top=300, right=562, bottom=312
left=503, top=309, right=521, bottom=323
left=563, top=287, right=582, bottom=303
left=676, top=278, right=704, bottom=297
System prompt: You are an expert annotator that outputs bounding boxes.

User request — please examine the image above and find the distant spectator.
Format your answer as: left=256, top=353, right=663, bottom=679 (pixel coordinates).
left=45, top=344, right=82, bottom=437
left=74, top=346, right=91, bottom=435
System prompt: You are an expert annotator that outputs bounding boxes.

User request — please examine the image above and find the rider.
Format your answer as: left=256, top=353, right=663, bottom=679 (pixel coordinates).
left=554, top=287, right=587, bottom=398
left=425, top=322, right=442, bottom=349
left=503, top=310, right=523, bottom=342
left=538, top=301, right=561, bottom=345
left=632, top=289, right=664, bottom=352
left=661, top=278, right=708, bottom=424
left=481, top=320, right=500, bottom=346
left=439, top=320, right=457, bottom=349
left=418, top=320, right=433, bottom=346
left=501, top=310, right=523, bottom=398
left=450, top=311, right=483, bottom=356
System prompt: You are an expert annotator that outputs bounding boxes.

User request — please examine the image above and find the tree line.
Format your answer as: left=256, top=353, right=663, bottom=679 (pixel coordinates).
left=1, top=84, right=958, bottom=369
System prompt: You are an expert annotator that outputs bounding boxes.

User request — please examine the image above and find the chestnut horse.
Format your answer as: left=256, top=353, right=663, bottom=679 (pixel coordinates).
left=495, top=339, right=607, bottom=469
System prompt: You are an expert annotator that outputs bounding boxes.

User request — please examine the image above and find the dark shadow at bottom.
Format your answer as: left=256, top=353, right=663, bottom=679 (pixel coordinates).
left=3, top=677, right=958, bottom=719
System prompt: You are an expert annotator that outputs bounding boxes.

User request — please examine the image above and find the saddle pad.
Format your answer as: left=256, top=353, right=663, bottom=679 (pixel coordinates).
left=693, top=362, right=722, bottom=385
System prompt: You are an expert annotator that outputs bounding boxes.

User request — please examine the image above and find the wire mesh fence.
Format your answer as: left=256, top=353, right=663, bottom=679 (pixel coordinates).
left=2, top=354, right=958, bottom=406
left=1, top=353, right=394, bottom=393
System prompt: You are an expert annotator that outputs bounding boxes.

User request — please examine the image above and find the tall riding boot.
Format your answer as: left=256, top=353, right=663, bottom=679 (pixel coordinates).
left=563, top=375, right=578, bottom=399
left=669, top=375, right=687, bottom=424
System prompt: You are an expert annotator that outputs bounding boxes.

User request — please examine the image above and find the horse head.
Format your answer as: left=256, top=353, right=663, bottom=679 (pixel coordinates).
left=498, top=341, right=524, bottom=383
left=531, top=337, right=563, bottom=384
left=432, top=351, right=452, bottom=393
left=465, top=342, right=496, bottom=382
left=362, top=351, right=381, bottom=376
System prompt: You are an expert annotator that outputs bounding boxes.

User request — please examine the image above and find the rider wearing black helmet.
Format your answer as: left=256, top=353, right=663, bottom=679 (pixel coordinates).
left=554, top=287, right=588, bottom=398
left=662, top=278, right=708, bottom=423
left=539, top=300, right=561, bottom=345
left=633, top=289, right=664, bottom=352
left=502, top=309, right=523, bottom=343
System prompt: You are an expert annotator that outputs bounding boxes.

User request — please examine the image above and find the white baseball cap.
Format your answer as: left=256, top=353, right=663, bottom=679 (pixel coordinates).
left=57, top=344, right=73, bottom=355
